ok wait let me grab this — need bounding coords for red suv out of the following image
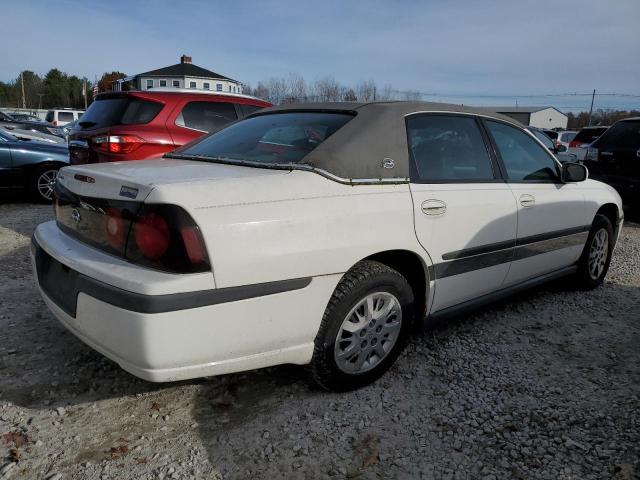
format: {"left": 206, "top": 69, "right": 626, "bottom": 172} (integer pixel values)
{"left": 69, "top": 90, "right": 271, "bottom": 164}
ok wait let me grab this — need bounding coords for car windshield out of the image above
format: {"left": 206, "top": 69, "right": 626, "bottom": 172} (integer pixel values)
{"left": 172, "top": 112, "right": 355, "bottom": 166}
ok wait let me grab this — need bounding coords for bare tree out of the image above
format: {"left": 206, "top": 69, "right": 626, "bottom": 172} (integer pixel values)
{"left": 355, "top": 80, "right": 377, "bottom": 101}
{"left": 312, "top": 77, "right": 343, "bottom": 102}
{"left": 286, "top": 73, "right": 307, "bottom": 103}
{"left": 343, "top": 88, "right": 357, "bottom": 101}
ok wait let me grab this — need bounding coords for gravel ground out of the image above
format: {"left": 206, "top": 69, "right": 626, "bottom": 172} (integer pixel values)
{"left": 0, "top": 201, "right": 638, "bottom": 480}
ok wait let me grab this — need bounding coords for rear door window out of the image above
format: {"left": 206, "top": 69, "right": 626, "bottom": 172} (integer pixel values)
{"left": 175, "top": 101, "right": 238, "bottom": 132}
{"left": 406, "top": 114, "right": 496, "bottom": 182}
{"left": 487, "top": 121, "right": 559, "bottom": 182}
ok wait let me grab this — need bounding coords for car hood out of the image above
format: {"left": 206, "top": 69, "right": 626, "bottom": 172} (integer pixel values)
{"left": 11, "top": 139, "right": 69, "bottom": 153}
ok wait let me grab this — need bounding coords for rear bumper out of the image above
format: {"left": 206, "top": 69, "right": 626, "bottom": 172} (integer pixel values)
{"left": 32, "top": 223, "right": 339, "bottom": 381}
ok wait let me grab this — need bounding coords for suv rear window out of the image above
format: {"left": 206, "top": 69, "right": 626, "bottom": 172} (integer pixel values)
{"left": 78, "top": 97, "right": 163, "bottom": 128}
{"left": 45, "top": 111, "right": 54, "bottom": 122}
{"left": 176, "top": 112, "right": 354, "bottom": 165}
{"left": 574, "top": 127, "right": 608, "bottom": 144}
{"left": 593, "top": 120, "right": 640, "bottom": 149}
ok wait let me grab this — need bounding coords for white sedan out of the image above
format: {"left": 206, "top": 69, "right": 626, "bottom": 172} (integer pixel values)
{"left": 32, "top": 102, "right": 623, "bottom": 391}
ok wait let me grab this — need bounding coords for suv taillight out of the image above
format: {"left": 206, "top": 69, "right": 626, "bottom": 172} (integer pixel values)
{"left": 92, "top": 135, "right": 145, "bottom": 154}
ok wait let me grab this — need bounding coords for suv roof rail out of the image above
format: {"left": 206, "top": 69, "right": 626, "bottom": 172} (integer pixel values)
{"left": 140, "top": 87, "right": 266, "bottom": 102}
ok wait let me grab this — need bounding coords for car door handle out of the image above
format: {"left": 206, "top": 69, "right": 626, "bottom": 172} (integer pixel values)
{"left": 519, "top": 194, "right": 535, "bottom": 208}
{"left": 421, "top": 199, "right": 447, "bottom": 216}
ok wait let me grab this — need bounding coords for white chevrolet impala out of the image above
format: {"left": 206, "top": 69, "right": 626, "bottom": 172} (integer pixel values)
{"left": 32, "top": 102, "right": 623, "bottom": 391}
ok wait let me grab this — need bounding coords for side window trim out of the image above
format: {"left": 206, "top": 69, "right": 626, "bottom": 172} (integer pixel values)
{"left": 480, "top": 118, "right": 562, "bottom": 184}
{"left": 405, "top": 112, "right": 505, "bottom": 184}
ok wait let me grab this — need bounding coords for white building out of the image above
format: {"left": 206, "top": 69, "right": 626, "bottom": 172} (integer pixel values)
{"left": 487, "top": 106, "right": 568, "bottom": 129}
{"left": 113, "top": 55, "right": 243, "bottom": 94}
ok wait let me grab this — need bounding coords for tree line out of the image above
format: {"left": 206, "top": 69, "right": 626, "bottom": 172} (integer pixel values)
{"left": 1, "top": 69, "right": 637, "bottom": 128}
{"left": 566, "top": 109, "right": 640, "bottom": 129}
{"left": 0, "top": 70, "right": 92, "bottom": 110}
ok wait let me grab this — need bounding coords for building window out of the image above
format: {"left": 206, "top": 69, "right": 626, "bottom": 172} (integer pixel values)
{"left": 146, "top": 79, "right": 154, "bottom": 89}
{"left": 203, "top": 82, "right": 210, "bottom": 90}
{"left": 159, "top": 80, "right": 167, "bottom": 87}
{"left": 228, "top": 85, "right": 232, "bottom": 92}
{"left": 190, "top": 81, "right": 197, "bottom": 89}
{"left": 216, "top": 83, "right": 222, "bottom": 91}
{"left": 172, "top": 80, "right": 180, "bottom": 88}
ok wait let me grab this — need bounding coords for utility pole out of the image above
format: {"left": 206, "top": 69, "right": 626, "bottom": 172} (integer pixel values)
{"left": 37, "top": 93, "right": 44, "bottom": 110}
{"left": 20, "top": 71, "right": 26, "bottom": 109}
{"left": 588, "top": 89, "right": 596, "bottom": 126}
{"left": 83, "top": 79, "right": 88, "bottom": 109}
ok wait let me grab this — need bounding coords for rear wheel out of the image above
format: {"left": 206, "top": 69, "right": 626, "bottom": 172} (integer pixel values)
{"left": 30, "top": 166, "right": 59, "bottom": 203}
{"left": 575, "top": 214, "right": 614, "bottom": 289}
{"left": 310, "top": 260, "right": 414, "bottom": 392}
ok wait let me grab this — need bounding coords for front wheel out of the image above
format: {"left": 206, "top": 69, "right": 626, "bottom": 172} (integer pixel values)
{"left": 30, "top": 166, "right": 59, "bottom": 203}
{"left": 310, "top": 260, "right": 414, "bottom": 392}
{"left": 575, "top": 214, "right": 614, "bottom": 289}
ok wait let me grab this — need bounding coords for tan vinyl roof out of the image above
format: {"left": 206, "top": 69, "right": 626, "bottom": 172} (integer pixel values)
{"left": 249, "top": 101, "right": 523, "bottom": 181}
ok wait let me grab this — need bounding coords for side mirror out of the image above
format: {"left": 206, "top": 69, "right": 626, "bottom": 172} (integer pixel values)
{"left": 562, "top": 162, "right": 588, "bottom": 183}
{"left": 557, "top": 144, "right": 567, "bottom": 152}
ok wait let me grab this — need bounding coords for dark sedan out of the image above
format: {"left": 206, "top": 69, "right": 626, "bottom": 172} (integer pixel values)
{"left": 0, "top": 111, "right": 63, "bottom": 137}
{"left": 0, "top": 129, "right": 69, "bottom": 202}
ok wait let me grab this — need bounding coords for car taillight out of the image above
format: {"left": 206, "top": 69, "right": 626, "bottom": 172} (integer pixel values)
{"left": 92, "top": 135, "right": 145, "bottom": 154}
{"left": 126, "top": 205, "right": 210, "bottom": 273}
{"left": 569, "top": 140, "right": 582, "bottom": 148}
{"left": 102, "top": 207, "right": 126, "bottom": 250}
{"left": 134, "top": 212, "right": 170, "bottom": 260}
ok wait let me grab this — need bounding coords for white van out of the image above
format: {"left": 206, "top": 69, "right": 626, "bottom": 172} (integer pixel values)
{"left": 45, "top": 109, "right": 84, "bottom": 126}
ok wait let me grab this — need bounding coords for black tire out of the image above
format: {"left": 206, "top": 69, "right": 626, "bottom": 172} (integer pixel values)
{"left": 310, "top": 260, "right": 414, "bottom": 392}
{"left": 575, "top": 214, "right": 614, "bottom": 289}
{"left": 29, "top": 166, "right": 59, "bottom": 203}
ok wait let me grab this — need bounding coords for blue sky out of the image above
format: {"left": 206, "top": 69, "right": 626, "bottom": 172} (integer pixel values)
{"left": 5, "top": 0, "right": 640, "bottom": 111}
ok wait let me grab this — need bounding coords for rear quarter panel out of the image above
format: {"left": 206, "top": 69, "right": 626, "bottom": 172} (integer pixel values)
{"left": 146, "top": 170, "right": 427, "bottom": 288}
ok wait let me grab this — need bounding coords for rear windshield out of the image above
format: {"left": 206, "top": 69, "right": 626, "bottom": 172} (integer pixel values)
{"left": 78, "top": 97, "right": 163, "bottom": 128}
{"left": 593, "top": 120, "right": 640, "bottom": 149}
{"left": 45, "top": 111, "right": 54, "bottom": 122}
{"left": 175, "top": 112, "right": 354, "bottom": 166}
{"left": 574, "top": 127, "right": 608, "bottom": 143}
{"left": 560, "top": 132, "right": 576, "bottom": 143}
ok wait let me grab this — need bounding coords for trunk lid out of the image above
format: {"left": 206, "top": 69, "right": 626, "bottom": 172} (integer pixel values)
{"left": 57, "top": 159, "right": 289, "bottom": 201}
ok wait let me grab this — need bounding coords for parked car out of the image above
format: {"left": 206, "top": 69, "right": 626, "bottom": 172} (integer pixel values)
{"left": 33, "top": 102, "right": 622, "bottom": 391}
{"left": 0, "top": 125, "right": 66, "bottom": 144}
{"left": 526, "top": 127, "right": 577, "bottom": 163}
{"left": 0, "top": 111, "right": 63, "bottom": 137}
{"left": 68, "top": 89, "right": 271, "bottom": 165}
{"left": 60, "top": 120, "right": 77, "bottom": 141}
{"left": 555, "top": 130, "right": 577, "bottom": 150}
{"left": 0, "top": 129, "right": 69, "bottom": 202}
{"left": 569, "top": 126, "right": 609, "bottom": 160}
{"left": 584, "top": 117, "right": 640, "bottom": 207}
{"left": 9, "top": 112, "right": 46, "bottom": 123}
{"left": 45, "top": 109, "right": 84, "bottom": 126}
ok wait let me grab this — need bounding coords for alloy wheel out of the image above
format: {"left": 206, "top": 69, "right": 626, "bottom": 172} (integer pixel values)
{"left": 334, "top": 292, "right": 402, "bottom": 374}
{"left": 37, "top": 169, "right": 58, "bottom": 201}
{"left": 588, "top": 228, "right": 609, "bottom": 280}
